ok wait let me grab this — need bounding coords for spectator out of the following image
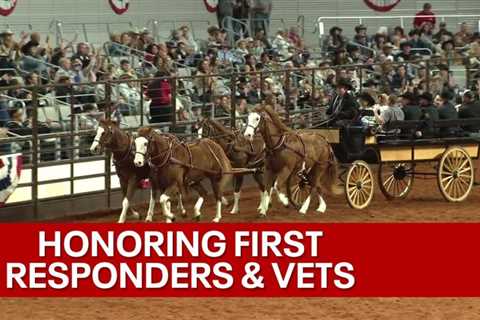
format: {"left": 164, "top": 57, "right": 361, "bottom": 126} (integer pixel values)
{"left": 72, "top": 42, "right": 91, "bottom": 69}
{"left": 250, "top": 0, "right": 273, "bottom": 36}
{"left": 114, "top": 59, "right": 137, "bottom": 80}
{"left": 396, "top": 41, "right": 414, "bottom": 62}
{"left": 433, "top": 22, "right": 454, "bottom": 44}
{"left": 233, "top": 0, "right": 250, "bottom": 38}
{"left": 147, "top": 69, "right": 173, "bottom": 124}
{"left": 455, "top": 22, "right": 473, "bottom": 47}
{"left": 414, "top": 3, "right": 436, "bottom": 30}
{"left": 20, "top": 32, "right": 41, "bottom": 56}
{"left": 217, "top": 0, "right": 234, "bottom": 32}
{"left": 324, "top": 26, "right": 345, "bottom": 53}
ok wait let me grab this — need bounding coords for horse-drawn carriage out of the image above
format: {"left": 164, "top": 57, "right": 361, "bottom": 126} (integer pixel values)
{"left": 288, "top": 118, "right": 480, "bottom": 210}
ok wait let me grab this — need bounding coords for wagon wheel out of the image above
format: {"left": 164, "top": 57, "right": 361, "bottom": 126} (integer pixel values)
{"left": 287, "top": 171, "right": 313, "bottom": 210}
{"left": 345, "top": 161, "right": 374, "bottom": 210}
{"left": 437, "top": 147, "right": 474, "bottom": 202}
{"left": 378, "top": 162, "right": 414, "bottom": 200}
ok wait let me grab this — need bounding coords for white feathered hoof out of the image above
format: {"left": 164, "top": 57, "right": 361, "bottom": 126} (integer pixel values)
{"left": 193, "top": 214, "right": 201, "bottom": 222}
{"left": 221, "top": 197, "right": 229, "bottom": 206}
{"left": 145, "top": 216, "right": 153, "bottom": 222}
{"left": 230, "top": 208, "right": 239, "bottom": 215}
{"left": 212, "top": 217, "right": 221, "bottom": 223}
{"left": 130, "top": 210, "right": 140, "bottom": 220}
{"left": 181, "top": 209, "right": 187, "bottom": 218}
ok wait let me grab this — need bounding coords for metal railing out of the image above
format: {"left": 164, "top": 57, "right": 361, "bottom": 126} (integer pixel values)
{"left": 1, "top": 55, "right": 479, "bottom": 219}
{"left": 317, "top": 14, "right": 480, "bottom": 38}
{"left": 49, "top": 20, "right": 135, "bottom": 46}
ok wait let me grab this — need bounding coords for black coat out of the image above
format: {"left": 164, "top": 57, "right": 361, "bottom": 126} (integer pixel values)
{"left": 458, "top": 101, "right": 480, "bottom": 132}
{"left": 438, "top": 102, "right": 458, "bottom": 120}
{"left": 326, "top": 93, "right": 359, "bottom": 123}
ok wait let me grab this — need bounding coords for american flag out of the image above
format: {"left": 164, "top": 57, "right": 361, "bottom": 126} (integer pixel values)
{"left": 0, "top": 154, "right": 22, "bottom": 206}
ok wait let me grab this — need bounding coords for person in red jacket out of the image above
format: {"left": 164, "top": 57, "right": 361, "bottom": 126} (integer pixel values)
{"left": 147, "top": 69, "right": 173, "bottom": 124}
{"left": 414, "top": 3, "right": 436, "bottom": 30}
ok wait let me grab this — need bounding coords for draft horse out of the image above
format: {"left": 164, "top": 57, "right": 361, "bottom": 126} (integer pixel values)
{"left": 90, "top": 119, "right": 151, "bottom": 223}
{"left": 198, "top": 118, "right": 265, "bottom": 214}
{"left": 134, "top": 127, "right": 234, "bottom": 223}
{"left": 243, "top": 104, "right": 340, "bottom": 216}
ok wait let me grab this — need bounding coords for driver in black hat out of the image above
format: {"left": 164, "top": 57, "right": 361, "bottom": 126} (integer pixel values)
{"left": 326, "top": 78, "right": 359, "bottom": 126}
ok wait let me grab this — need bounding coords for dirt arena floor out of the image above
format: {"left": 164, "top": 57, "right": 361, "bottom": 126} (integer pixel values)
{"left": 8, "top": 166, "right": 479, "bottom": 319}
{"left": 1, "top": 297, "right": 480, "bottom": 320}
{"left": 79, "top": 165, "right": 480, "bottom": 223}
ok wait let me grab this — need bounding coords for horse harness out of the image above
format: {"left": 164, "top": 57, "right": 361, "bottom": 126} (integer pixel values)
{"left": 141, "top": 133, "right": 226, "bottom": 176}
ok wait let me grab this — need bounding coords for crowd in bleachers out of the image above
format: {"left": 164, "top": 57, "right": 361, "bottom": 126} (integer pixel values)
{"left": 0, "top": 1, "right": 480, "bottom": 160}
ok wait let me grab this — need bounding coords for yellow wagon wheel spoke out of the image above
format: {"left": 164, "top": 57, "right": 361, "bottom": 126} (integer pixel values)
{"left": 438, "top": 147, "right": 474, "bottom": 202}
{"left": 346, "top": 161, "right": 374, "bottom": 210}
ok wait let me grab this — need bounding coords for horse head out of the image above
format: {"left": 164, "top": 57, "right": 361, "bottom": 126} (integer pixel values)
{"left": 244, "top": 104, "right": 267, "bottom": 141}
{"left": 134, "top": 127, "right": 154, "bottom": 167}
{"left": 90, "top": 118, "right": 119, "bottom": 154}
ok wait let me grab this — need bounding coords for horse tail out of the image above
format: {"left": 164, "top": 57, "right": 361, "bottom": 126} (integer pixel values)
{"left": 322, "top": 143, "right": 343, "bottom": 196}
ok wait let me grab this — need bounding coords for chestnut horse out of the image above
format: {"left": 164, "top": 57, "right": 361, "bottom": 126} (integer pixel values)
{"left": 90, "top": 120, "right": 186, "bottom": 222}
{"left": 134, "top": 127, "right": 234, "bottom": 223}
{"left": 198, "top": 118, "right": 265, "bottom": 214}
{"left": 244, "top": 104, "right": 339, "bottom": 216}
{"left": 90, "top": 119, "right": 150, "bottom": 223}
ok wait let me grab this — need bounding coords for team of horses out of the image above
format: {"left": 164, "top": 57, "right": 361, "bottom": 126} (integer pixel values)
{"left": 89, "top": 104, "right": 340, "bottom": 223}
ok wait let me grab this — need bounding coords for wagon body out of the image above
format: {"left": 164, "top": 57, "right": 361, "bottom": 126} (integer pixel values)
{"left": 287, "top": 118, "right": 480, "bottom": 210}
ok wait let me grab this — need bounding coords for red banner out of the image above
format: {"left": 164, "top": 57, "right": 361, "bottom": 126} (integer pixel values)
{"left": 1, "top": 223, "right": 480, "bottom": 297}
{"left": 0, "top": 0, "right": 17, "bottom": 16}
{"left": 108, "top": 0, "right": 129, "bottom": 15}
{"left": 363, "top": 0, "right": 401, "bottom": 12}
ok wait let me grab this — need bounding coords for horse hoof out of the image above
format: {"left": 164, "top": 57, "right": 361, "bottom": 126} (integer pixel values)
{"left": 181, "top": 210, "right": 187, "bottom": 218}
{"left": 145, "top": 216, "right": 153, "bottom": 222}
{"left": 221, "top": 197, "right": 229, "bottom": 206}
{"left": 230, "top": 209, "right": 238, "bottom": 215}
{"left": 117, "top": 218, "right": 126, "bottom": 223}
{"left": 194, "top": 215, "right": 201, "bottom": 222}
{"left": 257, "top": 213, "right": 267, "bottom": 219}
{"left": 131, "top": 211, "right": 140, "bottom": 219}
{"left": 212, "top": 217, "right": 221, "bottom": 223}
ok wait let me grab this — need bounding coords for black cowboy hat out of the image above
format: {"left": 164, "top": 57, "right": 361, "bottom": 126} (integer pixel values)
{"left": 399, "top": 92, "right": 416, "bottom": 102}
{"left": 441, "top": 39, "right": 455, "bottom": 50}
{"left": 440, "top": 90, "right": 454, "bottom": 101}
{"left": 437, "top": 63, "right": 450, "bottom": 71}
{"left": 418, "top": 92, "right": 433, "bottom": 102}
{"left": 336, "top": 78, "right": 353, "bottom": 90}
{"left": 329, "top": 26, "right": 342, "bottom": 35}
{"left": 399, "top": 40, "right": 413, "bottom": 49}
{"left": 357, "top": 92, "right": 376, "bottom": 107}
{"left": 355, "top": 24, "right": 367, "bottom": 33}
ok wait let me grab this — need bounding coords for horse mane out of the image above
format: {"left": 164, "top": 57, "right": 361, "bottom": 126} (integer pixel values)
{"left": 262, "top": 104, "right": 292, "bottom": 133}
{"left": 207, "top": 118, "right": 234, "bottom": 136}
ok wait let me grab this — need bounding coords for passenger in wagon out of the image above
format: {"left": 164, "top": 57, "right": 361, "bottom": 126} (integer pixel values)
{"left": 458, "top": 90, "right": 480, "bottom": 135}
{"left": 399, "top": 92, "right": 422, "bottom": 121}
{"left": 419, "top": 92, "right": 440, "bottom": 137}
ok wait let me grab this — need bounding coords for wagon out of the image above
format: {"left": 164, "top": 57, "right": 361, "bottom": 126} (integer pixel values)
{"left": 287, "top": 119, "right": 480, "bottom": 210}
